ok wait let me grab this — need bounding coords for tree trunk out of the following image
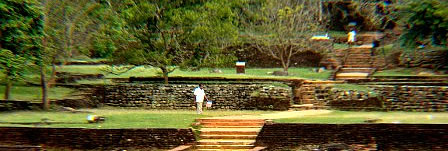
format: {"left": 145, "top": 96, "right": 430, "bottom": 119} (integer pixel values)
{"left": 283, "top": 66, "right": 289, "bottom": 72}
{"left": 160, "top": 67, "right": 169, "bottom": 84}
{"left": 163, "top": 72, "right": 169, "bottom": 84}
{"left": 4, "top": 74, "right": 11, "bottom": 100}
{"left": 40, "top": 65, "right": 50, "bottom": 110}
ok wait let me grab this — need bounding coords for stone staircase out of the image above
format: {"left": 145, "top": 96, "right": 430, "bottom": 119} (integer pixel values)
{"left": 195, "top": 118, "right": 265, "bottom": 151}
{"left": 334, "top": 47, "right": 376, "bottom": 80}
{"left": 292, "top": 80, "right": 343, "bottom": 110}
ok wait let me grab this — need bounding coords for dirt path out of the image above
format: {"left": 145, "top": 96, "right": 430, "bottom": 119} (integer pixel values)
{"left": 207, "top": 110, "right": 333, "bottom": 120}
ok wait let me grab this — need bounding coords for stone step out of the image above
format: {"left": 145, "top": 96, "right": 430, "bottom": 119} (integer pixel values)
{"left": 345, "top": 57, "right": 371, "bottom": 60}
{"left": 202, "top": 125, "right": 263, "bottom": 128}
{"left": 197, "top": 149, "right": 250, "bottom": 151}
{"left": 336, "top": 75, "right": 370, "bottom": 79}
{"left": 290, "top": 104, "right": 314, "bottom": 108}
{"left": 340, "top": 68, "right": 375, "bottom": 73}
{"left": 343, "top": 65, "right": 372, "bottom": 68}
{"left": 345, "top": 58, "right": 371, "bottom": 62}
{"left": 200, "top": 122, "right": 264, "bottom": 127}
{"left": 343, "top": 62, "right": 371, "bottom": 66}
{"left": 201, "top": 128, "right": 261, "bottom": 131}
{"left": 200, "top": 130, "right": 259, "bottom": 136}
{"left": 347, "top": 51, "right": 372, "bottom": 55}
{"left": 168, "top": 145, "right": 193, "bottom": 151}
{"left": 198, "top": 139, "right": 255, "bottom": 145}
{"left": 302, "top": 81, "right": 344, "bottom": 84}
{"left": 289, "top": 104, "right": 314, "bottom": 110}
{"left": 196, "top": 145, "right": 255, "bottom": 150}
{"left": 346, "top": 54, "right": 372, "bottom": 57}
{"left": 312, "top": 106, "right": 330, "bottom": 110}
{"left": 200, "top": 135, "right": 258, "bottom": 139}
{"left": 300, "top": 99, "right": 315, "bottom": 104}
{"left": 198, "top": 119, "right": 265, "bottom": 123}
{"left": 336, "top": 72, "right": 369, "bottom": 77}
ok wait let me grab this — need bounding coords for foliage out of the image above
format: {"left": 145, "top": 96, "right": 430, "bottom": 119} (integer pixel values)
{"left": 244, "top": 0, "right": 330, "bottom": 73}
{"left": 40, "top": 0, "right": 106, "bottom": 60}
{"left": 326, "top": 0, "right": 398, "bottom": 31}
{"left": 107, "top": 0, "right": 239, "bottom": 83}
{"left": 57, "top": 65, "right": 332, "bottom": 80}
{"left": 0, "top": 86, "right": 74, "bottom": 101}
{"left": 0, "top": 0, "right": 43, "bottom": 99}
{"left": 400, "top": 0, "right": 448, "bottom": 47}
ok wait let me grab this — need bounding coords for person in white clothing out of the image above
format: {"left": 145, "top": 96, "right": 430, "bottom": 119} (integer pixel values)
{"left": 193, "top": 84, "right": 207, "bottom": 114}
{"left": 347, "top": 29, "right": 356, "bottom": 44}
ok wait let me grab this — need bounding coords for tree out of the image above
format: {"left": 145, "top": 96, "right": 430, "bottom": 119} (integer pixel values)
{"left": 245, "top": 0, "right": 330, "bottom": 74}
{"left": 109, "top": 0, "right": 238, "bottom": 84}
{"left": 0, "top": 0, "right": 43, "bottom": 100}
{"left": 37, "top": 0, "right": 106, "bottom": 109}
{"left": 400, "top": 0, "right": 448, "bottom": 47}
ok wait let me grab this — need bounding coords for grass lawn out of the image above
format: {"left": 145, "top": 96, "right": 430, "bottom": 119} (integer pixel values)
{"left": 2, "top": 110, "right": 448, "bottom": 129}
{"left": 0, "top": 109, "right": 273, "bottom": 129}
{"left": 0, "top": 86, "right": 75, "bottom": 101}
{"left": 275, "top": 110, "right": 448, "bottom": 124}
{"left": 57, "top": 65, "right": 332, "bottom": 80}
{"left": 373, "top": 68, "right": 419, "bottom": 76}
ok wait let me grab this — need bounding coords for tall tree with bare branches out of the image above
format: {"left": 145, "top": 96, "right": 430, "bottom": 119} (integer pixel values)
{"left": 245, "top": 0, "right": 330, "bottom": 74}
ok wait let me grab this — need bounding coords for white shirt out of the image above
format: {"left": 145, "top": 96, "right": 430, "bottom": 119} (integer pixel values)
{"left": 194, "top": 87, "right": 205, "bottom": 102}
{"left": 348, "top": 30, "right": 356, "bottom": 42}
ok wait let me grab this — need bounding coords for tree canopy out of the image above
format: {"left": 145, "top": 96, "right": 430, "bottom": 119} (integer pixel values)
{"left": 400, "top": 0, "right": 448, "bottom": 47}
{"left": 107, "top": 0, "right": 239, "bottom": 83}
{"left": 243, "top": 0, "right": 330, "bottom": 73}
{"left": 0, "top": 0, "right": 43, "bottom": 99}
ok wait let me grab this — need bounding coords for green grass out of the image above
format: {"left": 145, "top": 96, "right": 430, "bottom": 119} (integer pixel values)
{"left": 2, "top": 110, "right": 447, "bottom": 129}
{"left": 373, "top": 68, "right": 420, "bottom": 76}
{"left": 56, "top": 65, "right": 110, "bottom": 75}
{"left": 0, "top": 86, "right": 75, "bottom": 101}
{"left": 76, "top": 79, "right": 113, "bottom": 85}
{"left": 328, "top": 30, "right": 347, "bottom": 38}
{"left": 0, "top": 109, "right": 272, "bottom": 128}
{"left": 57, "top": 65, "right": 332, "bottom": 80}
{"left": 333, "top": 43, "right": 350, "bottom": 50}
{"left": 275, "top": 110, "right": 448, "bottom": 124}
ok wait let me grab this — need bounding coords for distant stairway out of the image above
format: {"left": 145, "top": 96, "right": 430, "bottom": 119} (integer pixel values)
{"left": 334, "top": 47, "right": 376, "bottom": 80}
{"left": 195, "top": 118, "right": 265, "bottom": 151}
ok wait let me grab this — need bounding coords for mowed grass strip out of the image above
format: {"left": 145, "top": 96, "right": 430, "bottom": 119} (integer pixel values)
{"left": 57, "top": 65, "right": 331, "bottom": 80}
{"left": 274, "top": 110, "right": 448, "bottom": 124}
{"left": 373, "top": 67, "right": 420, "bottom": 76}
{"left": 0, "top": 86, "right": 74, "bottom": 102}
{"left": 0, "top": 109, "right": 272, "bottom": 128}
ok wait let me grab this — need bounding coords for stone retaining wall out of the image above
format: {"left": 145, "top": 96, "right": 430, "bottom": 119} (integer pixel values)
{"left": 400, "top": 49, "right": 448, "bottom": 69}
{"left": 104, "top": 83, "right": 291, "bottom": 110}
{"left": 306, "top": 84, "right": 448, "bottom": 111}
{"left": 0, "top": 100, "right": 37, "bottom": 111}
{"left": 256, "top": 123, "right": 448, "bottom": 150}
{"left": 0, "top": 127, "right": 195, "bottom": 150}
{"left": 373, "top": 85, "right": 448, "bottom": 111}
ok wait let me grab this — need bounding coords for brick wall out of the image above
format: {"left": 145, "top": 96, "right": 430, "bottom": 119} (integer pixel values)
{"left": 256, "top": 123, "right": 448, "bottom": 150}
{"left": 103, "top": 83, "right": 291, "bottom": 110}
{"left": 0, "top": 127, "right": 195, "bottom": 150}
